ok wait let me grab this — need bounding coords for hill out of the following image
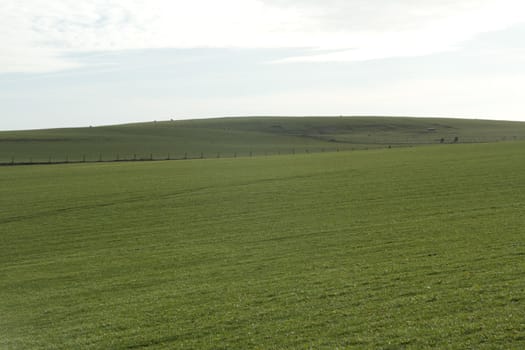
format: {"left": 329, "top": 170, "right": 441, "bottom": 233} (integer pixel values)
{"left": 2, "top": 116, "right": 525, "bottom": 163}
{"left": 2, "top": 142, "right": 524, "bottom": 348}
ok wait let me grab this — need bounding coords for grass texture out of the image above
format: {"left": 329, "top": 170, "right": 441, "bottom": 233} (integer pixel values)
{"left": 1, "top": 141, "right": 525, "bottom": 349}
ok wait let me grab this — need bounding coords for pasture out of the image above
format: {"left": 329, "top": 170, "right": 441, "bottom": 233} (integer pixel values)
{"left": 1, "top": 141, "right": 524, "bottom": 349}
{"left": 2, "top": 116, "right": 525, "bottom": 164}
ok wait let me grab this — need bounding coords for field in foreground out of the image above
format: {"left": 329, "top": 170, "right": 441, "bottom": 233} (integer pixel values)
{"left": 3, "top": 116, "right": 525, "bottom": 163}
{"left": 1, "top": 142, "right": 525, "bottom": 349}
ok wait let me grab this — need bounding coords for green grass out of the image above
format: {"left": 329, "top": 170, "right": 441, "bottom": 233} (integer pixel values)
{"left": 2, "top": 116, "right": 525, "bottom": 163}
{"left": 1, "top": 141, "right": 524, "bottom": 349}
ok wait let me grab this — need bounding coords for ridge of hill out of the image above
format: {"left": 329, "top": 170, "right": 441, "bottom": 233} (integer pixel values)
{"left": 2, "top": 116, "right": 525, "bottom": 163}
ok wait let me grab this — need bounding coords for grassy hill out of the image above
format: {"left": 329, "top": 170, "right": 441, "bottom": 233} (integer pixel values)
{"left": 2, "top": 116, "right": 525, "bottom": 163}
{"left": 2, "top": 142, "right": 524, "bottom": 349}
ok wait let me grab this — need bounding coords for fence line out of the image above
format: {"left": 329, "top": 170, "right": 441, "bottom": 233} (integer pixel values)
{"left": 0, "top": 147, "right": 356, "bottom": 166}
{"left": 2, "top": 137, "right": 516, "bottom": 166}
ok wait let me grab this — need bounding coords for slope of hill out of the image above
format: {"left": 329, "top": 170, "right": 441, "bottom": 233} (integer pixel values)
{"left": 2, "top": 116, "right": 525, "bottom": 163}
{"left": 2, "top": 142, "right": 524, "bottom": 348}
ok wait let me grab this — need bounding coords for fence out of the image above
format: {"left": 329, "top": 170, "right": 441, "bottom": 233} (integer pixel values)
{"left": 0, "top": 147, "right": 354, "bottom": 166}
{"left": 3, "top": 136, "right": 519, "bottom": 166}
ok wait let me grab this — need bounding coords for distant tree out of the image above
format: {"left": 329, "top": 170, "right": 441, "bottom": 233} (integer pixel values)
{"left": 453, "top": 136, "right": 459, "bottom": 143}
{"left": 440, "top": 138, "right": 444, "bottom": 144}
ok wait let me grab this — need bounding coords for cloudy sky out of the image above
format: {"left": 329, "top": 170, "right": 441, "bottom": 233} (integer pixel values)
{"left": 1, "top": 0, "right": 525, "bottom": 130}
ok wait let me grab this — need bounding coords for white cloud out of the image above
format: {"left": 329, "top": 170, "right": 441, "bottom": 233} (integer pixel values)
{"left": 274, "top": 0, "right": 525, "bottom": 62}
{"left": 1, "top": 0, "right": 525, "bottom": 73}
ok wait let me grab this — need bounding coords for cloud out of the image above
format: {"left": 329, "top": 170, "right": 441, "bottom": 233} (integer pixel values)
{"left": 261, "top": 0, "right": 485, "bottom": 31}
{"left": 271, "top": 0, "right": 525, "bottom": 62}
{"left": 2, "top": 0, "right": 525, "bottom": 73}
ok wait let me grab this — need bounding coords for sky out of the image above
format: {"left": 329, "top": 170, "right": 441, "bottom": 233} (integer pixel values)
{"left": 1, "top": 0, "right": 525, "bottom": 130}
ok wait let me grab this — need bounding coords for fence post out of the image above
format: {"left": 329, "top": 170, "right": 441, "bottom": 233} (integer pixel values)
{"left": 200, "top": 152, "right": 203, "bottom": 159}
{"left": 65, "top": 155, "right": 68, "bottom": 163}
{"left": 134, "top": 154, "right": 137, "bottom": 161}
{"left": 184, "top": 152, "right": 187, "bottom": 160}
{"left": 11, "top": 156, "right": 14, "bottom": 165}
{"left": 167, "top": 153, "right": 171, "bottom": 160}
{"left": 49, "top": 156, "right": 52, "bottom": 164}
{"left": 150, "top": 153, "right": 153, "bottom": 161}
{"left": 99, "top": 153, "right": 102, "bottom": 162}
{"left": 116, "top": 153, "right": 119, "bottom": 161}
{"left": 82, "top": 154, "right": 86, "bottom": 163}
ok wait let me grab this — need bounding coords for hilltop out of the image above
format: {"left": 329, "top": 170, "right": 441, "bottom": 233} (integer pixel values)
{"left": 2, "top": 116, "right": 525, "bottom": 163}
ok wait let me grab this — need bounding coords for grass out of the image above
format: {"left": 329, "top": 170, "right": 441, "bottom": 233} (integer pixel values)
{"left": 1, "top": 141, "right": 525, "bottom": 349}
{"left": 2, "top": 116, "right": 525, "bottom": 163}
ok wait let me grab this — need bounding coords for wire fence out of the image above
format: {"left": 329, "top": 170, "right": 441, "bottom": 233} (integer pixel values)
{"left": 1, "top": 136, "right": 523, "bottom": 166}
{"left": 0, "top": 147, "right": 351, "bottom": 166}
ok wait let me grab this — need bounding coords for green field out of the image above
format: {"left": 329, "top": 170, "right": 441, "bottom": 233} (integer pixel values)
{"left": 2, "top": 116, "right": 525, "bottom": 163}
{"left": 2, "top": 140, "right": 524, "bottom": 348}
